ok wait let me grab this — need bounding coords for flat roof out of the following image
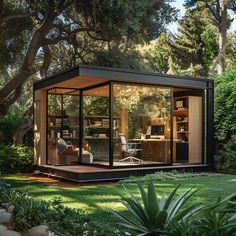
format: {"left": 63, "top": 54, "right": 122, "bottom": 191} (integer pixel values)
{"left": 34, "top": 64, "right": 213, "bottom": 90}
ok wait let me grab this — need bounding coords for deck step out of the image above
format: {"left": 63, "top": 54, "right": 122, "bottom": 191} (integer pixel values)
{"left": 36, "top": 164, "right": 211, "bottom": 183}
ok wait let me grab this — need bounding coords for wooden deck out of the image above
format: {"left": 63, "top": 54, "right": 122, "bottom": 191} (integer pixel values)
{"left": 36, "top": 164, "right": 210, "bottom": 182}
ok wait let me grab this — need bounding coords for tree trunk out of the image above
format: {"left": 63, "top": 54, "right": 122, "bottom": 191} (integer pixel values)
{"left": 14, "top": 105, "right": 33, "bottom": 145}
{"left": 217, "top": 0, "right": 228, "bottom": 75}
{"left": 0, "top": 11, "right": 56, "bottom": 118}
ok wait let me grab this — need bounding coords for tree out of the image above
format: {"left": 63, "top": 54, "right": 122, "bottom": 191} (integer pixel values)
{"left": 185, "top": 0, "right": 236, "bottom": 75}
{"left": 168, "top": 8, "right": 218, "bottom": 77}
{"left": 141, "top": 32, "right": 171, "bottom": 73}
{"left": 226, "top": 32, "right": 236, "bottom": 68}
{"left": 0, "top": 0, "right": 178, "bottom": 119}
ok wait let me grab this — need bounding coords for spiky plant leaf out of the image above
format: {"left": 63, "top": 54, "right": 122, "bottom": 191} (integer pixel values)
{"left": 113, "top": 181, "right": 199, "bottom": 236}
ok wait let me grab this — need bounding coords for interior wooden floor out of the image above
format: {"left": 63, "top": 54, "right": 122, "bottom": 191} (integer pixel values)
{"left": 36, "top": 163, "right": 210, "bottom": 182}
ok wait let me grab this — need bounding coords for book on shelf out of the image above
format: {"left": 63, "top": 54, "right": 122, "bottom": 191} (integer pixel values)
{"left": 62, "top": 129, "right": 70, "bottom": 138}
{"left": 102, "top": 119, "right": 109, "bottom": 126}
{"left": 114, "top": 129, "right": 119, "bottom": 138}
{"left": 63, "top": 118, "right": 70, "bottom": 126}
{"left": 113, "top": 119, "right": 120, "bottom": 127}
{"left": 50, "top": 130, "right": 55, "bottom": 138}
{"left": 55, "top": 118, "right": 61, "bottom": 126}
{"left": 177, "top": 107, "right": 187, "bottom": 111}
{"left": 84, "top": 118, "right": 91, "bottom": 126}
{"left": 72, "top": 130, "right": 76, "bottom": 138}
{"left": 94, "top": 120, "right": 102, "bottom": 126}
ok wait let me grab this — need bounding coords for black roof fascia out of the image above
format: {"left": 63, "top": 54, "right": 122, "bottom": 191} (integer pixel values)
{"left": 34, "top": 64, "right": 212, "bottom": 90}
{"left": 34, "top": 67, "right": 80, "bottom": 90}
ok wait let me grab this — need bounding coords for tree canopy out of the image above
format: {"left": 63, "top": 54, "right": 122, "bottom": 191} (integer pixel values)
{"left": 0, "top": 0, "right": 178, "bottom": 118}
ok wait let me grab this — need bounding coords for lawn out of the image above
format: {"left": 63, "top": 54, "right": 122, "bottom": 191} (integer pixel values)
{"left": 2, "top": 173, "right": 236, "bottom": 228}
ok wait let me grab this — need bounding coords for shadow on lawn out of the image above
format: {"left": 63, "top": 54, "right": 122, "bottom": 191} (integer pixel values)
{"left": 3, "top": 177, "right": 194, "bottom": 208}
{"left": 3, "top": 174, "right": 236, "bottom": 215}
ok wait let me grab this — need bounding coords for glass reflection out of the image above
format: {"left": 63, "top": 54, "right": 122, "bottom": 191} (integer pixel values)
{"left": 113, "top": 84, "right": 172, "bottom": 166}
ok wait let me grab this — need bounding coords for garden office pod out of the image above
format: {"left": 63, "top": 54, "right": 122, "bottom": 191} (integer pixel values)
{"left": 33, "top": 65, "right": 214, "bottom": 182}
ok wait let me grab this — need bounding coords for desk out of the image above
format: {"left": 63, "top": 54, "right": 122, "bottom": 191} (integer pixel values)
{"left": 129, "top": 139, "right": 178, "bottom": 162}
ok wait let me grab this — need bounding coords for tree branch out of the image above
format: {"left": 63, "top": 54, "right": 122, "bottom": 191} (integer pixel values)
{"left": 1, "top": 13, "right": 31, "bottom": 26}
{"left": 40, "top": 45, "right": 51, "bottom": 78}
{"left": 0, "top": 6, "right": 56, "bottom": 103}
{"left": 204, "top": 0, "right": 221, "bottom": 23}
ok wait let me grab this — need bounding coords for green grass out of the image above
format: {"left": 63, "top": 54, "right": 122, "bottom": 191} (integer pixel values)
{"left": 2, "top": 174, "right": 236, "bottom": 227}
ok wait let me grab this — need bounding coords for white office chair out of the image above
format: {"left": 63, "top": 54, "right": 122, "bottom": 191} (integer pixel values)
{"left": 119, "top": 134, "right": 143, "bottom": 163}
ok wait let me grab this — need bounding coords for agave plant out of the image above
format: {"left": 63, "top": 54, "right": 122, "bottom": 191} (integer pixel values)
{"left": 167, "top": 218, "right": 194, "bottom": 236}
{"left": 194, "top": 193, "right": 236, "bottom": 236}
{"left": 113, "top": 181, "right": 200, "bottom": 236}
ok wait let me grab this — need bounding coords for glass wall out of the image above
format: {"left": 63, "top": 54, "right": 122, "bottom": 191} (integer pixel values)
{"left": 46, "top": 85, "right": 205, "bottom": 167}
{"left": 47, "top": 89, "right": 80, "bottom": 165}
{"left": 113, "top": 83, "right": 172, "bottom": 166}
{"left": 82, "top": 85, "right": 110, "bottom": 165}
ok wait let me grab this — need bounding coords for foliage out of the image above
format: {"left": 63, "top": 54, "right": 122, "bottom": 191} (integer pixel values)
{"left": 141, "top": 33, "right": 171, "bottom": 73}
{"left": 0, "top": 106, "right": 24, "bottom": 145}
{"left": 168, "top": 8, "right": 218, "bottom": 76}
{"left": 114, "top": 181, "right": 236, "bottom": 236}
{"left": 2, "top": 174, "right": 236, "bottom": 236}
{"left": 214, "top": 67, "right": 236, "bottom": 173}
{"left": 214, "top": 67, "right": 236, "bottom": 142}
{"left": 94, "top": 46, "right": 146, "bottom": 71}
{"left": 0, "top": 0, "right": 178, "bottom": 118}
{"left": 113, "top": 182, "right": 199, "bottom": 235}
{"left": 113, "top": 84, "right": 171, "bottom": 138}
{"left": 0, "top": 184, "right": 128, "bottom": 235}
{"left": 201, "top": 24, "right": 218, "bottom": 70}
{"left": 143, "top": 8, "right": 220, "bottom": 76}
{"left": 0, "top": 1, "right": 32, "bottom": 69}
{"left": 168, "top": 193, "right": 236, "bottom": 236}
{"left": 226, "top": 33, "right": 236, "bottom": 68}
{"left": 121, "top": 170, "right": 207, "bottom": 183}
{"left": 0, "top": 145, "right": 33, "bottom": 173}
{"left": 215, "top": 135, "right": 236, "bottom": 174}
{"left": 184, "top": 0, "right": 236, "bottom": 74}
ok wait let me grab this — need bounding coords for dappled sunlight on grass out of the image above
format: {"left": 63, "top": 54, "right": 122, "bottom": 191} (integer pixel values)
{"left": 2, "top": 173, "right": 236, "bottom": 227}
{"left": 96, "top": 201, "right": 124, "bottom": 210}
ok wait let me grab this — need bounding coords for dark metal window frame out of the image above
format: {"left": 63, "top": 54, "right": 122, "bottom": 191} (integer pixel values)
{"left": 43, "top": 79, "right": 214, "bottom": 168}
{"left": 46, "top": 88, "right": 81, "bottom": 165}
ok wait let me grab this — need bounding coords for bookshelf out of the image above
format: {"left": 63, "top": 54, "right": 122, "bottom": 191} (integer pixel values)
{"left": 174, "top": 96, "right": 202, "bottom": 163}
{"left": 48, "top": 114, "right": 79, "bottom": 142}
{"left": 84, "top": 115, "right": 121, "bottom": 138}
{"left": 48, "top": 114, "right": 121, "bottom": 141}
{"left": 174, "top": 97, "right": 189, "bottom": 143}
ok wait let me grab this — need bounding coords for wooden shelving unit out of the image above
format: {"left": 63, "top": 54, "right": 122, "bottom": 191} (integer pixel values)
{"left": 174, "top": 97, "right": 189, "bottom": 143}
{"left": 174, "top": 96, "right": 202, "bottom": 164}
{"left": 48, "top": 114, "right": 80, "bottom": 142}
{"left": 84, "top": 115, "right": 121, "bottom": 138}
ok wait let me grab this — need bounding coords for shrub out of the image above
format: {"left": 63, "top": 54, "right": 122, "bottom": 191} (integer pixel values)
{"left": 215, "top": 135, "right": 236, "bottom": 173}
{"left": 214, "top": 68, "right": 236, "bottom": 174}
{"left": 121, "top": 170, "right": 207, "bottom": 183}
{"left": 0, "top": 144, "right": 33, "bottom": 173}
{"left": 0, "top": 183, "right": 128, "bottom": 236}
{"left": 0, "top": 106, "right": 24, "bottom": 145}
